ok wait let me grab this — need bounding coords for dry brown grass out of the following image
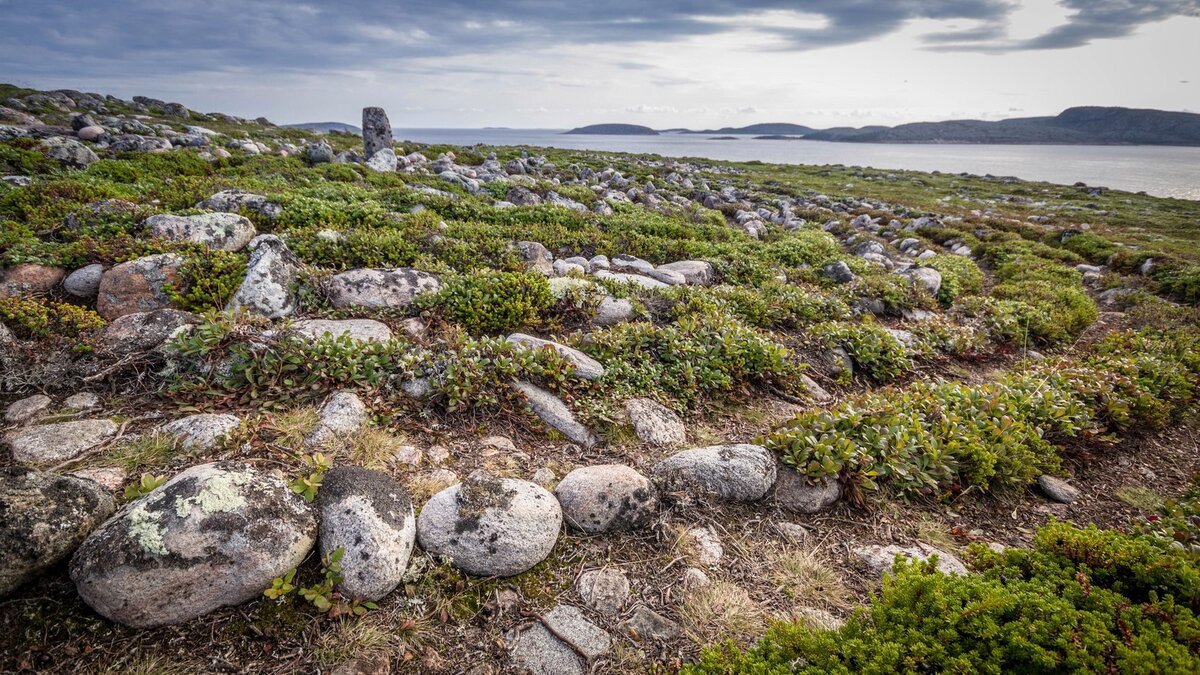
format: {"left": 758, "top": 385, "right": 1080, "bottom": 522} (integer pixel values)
{"left": 678, "top": 580, "right": 766, "bottom": 645}
{"left": 769, "top": 549, "right": 850, "bottom": 609}
{"left": 345, "top": 426, "right": 407, "bottom": 470}
{"left": 272, "top": 405, "right": 319, "bottom": 451}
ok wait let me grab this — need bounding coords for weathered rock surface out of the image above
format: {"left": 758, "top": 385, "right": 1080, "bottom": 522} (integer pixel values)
{"left": 1, "top": 467, "right": 116, "bottom": 597}
{"left": 594, "top": 297, "right": 635, "bottom": 326}
{"left": 291, "top": 319, "right": 393, "bottom": 343}
{"left": 540, "top": 604, "right": 612, "bottom": 660}
{"left": 653, "top": 444, "right": 776, "bottom": 502}
{"left": 774, "top": 468, "right": 842, "bottom": 514}
{"left": 225, "top": 235, "right": 298, "bottom": 318}
{"left": 64, "top": 263, "right": 105, "bottom": 298}
{"left": 362, "top": 107, "right": 393, "bottom": 158}
{"left": 656, "top": 260, "right": 714, "bottom": 285}
{"left": 317, "top": 467, "right": 415, "bottom": 601}
{"left": 39, "top": 136, "right": 98, "bottom": 167}
{"left": 365, "top": 148, "right": 398, "bottom": 173}
{"left": 554, "top": 465, "right": 657, "bottom": 533}
{"left": 4, "top": 419, "right": 119, "bottom": 464}
{"left": 853, "top": 543, "right": 968, "bottom": 578}
{"left": 4, "top": 394, "right": 52, "bottom": 424}
{"left": 1037, "top": 475, "right": 1081, "bottom": 504}
{"left": 99, "top": 308, "right": 200, "bottom": 354}
{"left": 577, "top": 568, "right": 630, "bottom": 614}
{"left": 508, "top": 623, "right": 584, "bottom": 675}
{"left": 159, "top": 414, "right": 240, "bottom": 451}
{"left": 619, "top": 605, "right": 682, "bottom": 642}
{"left": 327, "top": 268, "right": 440, "bottom": 309}
{"left": 195, "top": 190, "right": 282, "bottom": 220}
{"left": 511, "top": 381, "right": 597, "bottom": 448}
{"left": 305, "top": 391, "right": 368, "bottom": 449}
{"left": 70, "top": 462, "right": 317, "bottom": 628}
{"left": 0, "top": 263, "right": 64, "bottom": 297}
{"left": 416, "top": 472, "right": 561, "bottom": 577}
{"left": 143, "top": 213, "right": 257, "bottom": 251}
{"left": 96, "top": 253, "right": 182, "bottom": 320}
{"left": 507, "top": 333, "right": 605, "bottom": 380}
{"left": 625, "top": 398, "right": 686, "bottom": 446}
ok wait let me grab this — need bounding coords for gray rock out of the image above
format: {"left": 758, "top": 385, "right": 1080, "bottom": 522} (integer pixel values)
{"left": 305, "top": 391, "right": 368, "bottom": 449}
{"left": 226, "top": 235, "right": 298, "bottom": 318}
{"left": 508, "top": 623, "right": 584, "bottom": 675}
{"left": 327, "top": 268, "right": 440, "bottom": 310}
{"left": 625, "top": 398, "right": 685, "bottom": 446}
{"left": 96, "top": 253, "right": 183, "bottom": 320}
{"left": 681, "top": 566, "right": 710, "bottom": 590}
{"left": 648, "top": 268, "right": 687, "bottom": 285}
{"left": 511, "top": 381, "right": 597, "bottom": 448}
{"left": 70, "top": 466, "right": 126, "bottom": 492}
{"left": 317, "top": 467, "right": 415, "bottom": 602}
{"left": 64, "top": 263, "right": 105, "bottom": 298}
{"left": 416, "top": 472, "right": 562, "bottom": 577}
{"left": 901, "top": 267, "right": 942, "bottom": 296}
{"left": 774, "top": 468, "right": 841, "bottom": 514}
{"left": 5, "top": 394, "right": 52, "bottom": 424}
{"left": 555, "top": 465, "right": 657, "bottom": 533}
{"left": 38, "top": 136, "right": 98, "bottom": 168}
{"left": 305, "top": 142, "right": 334, "bottom": 164}
{"left": 63, "top": 392, "right": 101, "bottom": 411}
{"left": 656, "top": 260, "right": 714, "bottom": 285}
{"left": 70, "top": 462, "right": 317, "bottom": 627}
{"left": 619, "top": 605, "right": 681, "bottom": 642}
{"left": 653, "top": 444, "right": 776, "bottom": 502}
{"left": 611, "top": 254, "right": 656, "bottom": 275}
{"left": 687, "top": 525, "right": 724, "bottom": 567}
{"left": 507, "top": 333, "right": 605, "bottom": 381}
{"left": 1037, "top": 475, "right": 1081, "bottom": 504}
{"left": 541, "top": 605, "right": 612, "bottom": 660}
{"left": 195, "top": 190, "right": 282, "bottom": 220}
{"left": 593, "top": 296, "right": 635, "bottom": 326}
{"left": 514, "top": 240, "right": 553, "bottom": 275}
{"left": 775, "top": 522, "right": 809, "bottom": 544}
{"left": 4, "top": 419, "right": 119, "bottom": 464}
{"left": 799, "top": 374, "right": 833, "bottom": 403}
{"left": 365, "top": 148, "right": 398, "bottom": 173}
{"left": 552, "top": 259, "right": 586, "bottom": 277}
{"left": 99, "top": 309, "right": 200, "bottom": 355}
{"left": 143, "top": 213, "right": 257, "bottom": 251}
{"left": 361, "top": 107, "right": 393, "bottom": 158}
{"left": 577, "top": 568, "right": 630, "bottom": 613}
{"left": 291, "top": 319, "right": 393, "bottom": 343}
{"left": 77, "top": 125, "right": 105, "bottom": 142}
{"left": 593, "top": 269, "right": 668, "bottom": 290}
{"left": 588, "top": 255, "right": 610, "bottom": 272}
{"left": 821, "top": 261, "right": 857, "bottom": 284}
{"left": 159, "top": 414, "right": 240, "bottom": 451}
{"left": 854, "top": 241, "right": 886, "bottom": 257}
{"left": 853, "top": 543, "right": 968, "bottom": 578}
{"left": 1, "top": 467, "right": 116, "bottom": 597}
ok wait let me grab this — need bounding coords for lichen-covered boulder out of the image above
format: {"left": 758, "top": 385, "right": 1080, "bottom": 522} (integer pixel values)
{"left": 317, "top": 467, "right": 415, "bottom": 601}
{"left": 656, "top": 260, "right": 714, "bottom": 285}
{"left": 416, "top": 472, "right": 561, "bottom": 577}
{"left": 225, "top": 235, "right": 298, "bottom": 318}
{"left": 507, "top": 333, "right": 605, "bottom": 381}
{"left": 38, "top": 136, "right": 98, "bottom": 168}
{"left": 1, "top": 467, "right": 116, "bottom": 597}
{"left": 554, "top": 465, "right": 657, "bottom": 533}
{"left": 327, "top": 268, "right": 440, "bottom": 310}
{"left": 3, "top": 419, "right": 119, "bottom": 464}
{"left": 159, "top": 414, "right": 241, "bottom": 451}
{"left": 195, "top": 189, "right": 281, "bottom": 220}
{"left": 653, "top": 444, "right": 776, "bottom": 502}
{"left": 143, "top": 213, "right": 257, "bottom": 251}
{"left": 96, "top": 253, "right": 183, "bottom": 320}
{"left": 70, "top": 462, "right": 316, "bottom": 627}
{"left": 98, "top": 308, "right": 200, "bottom": 354}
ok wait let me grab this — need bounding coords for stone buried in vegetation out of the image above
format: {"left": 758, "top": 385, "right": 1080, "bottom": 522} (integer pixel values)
{"left": 774, "top": 468, "right": 842, "bottom": 514}
{"left": 225, "top": 235, "right": 299, "bottom": 319}
{"left": 1, "top": 467, "right": 116, "bottom": 597}
{"left": 291, "top": 319, "right": 393, "bottom": 343}
{"left": 624, "top": 398, "right": 686, "bottom": 446}
{"left": 576, "top": 568, "right": 630, "bottom": 614}
{"left": 142, "top": 213, "right": 257, "bottom": 251}
{"left": 1038, "top": 475, "right": 1081, "bottom": 504}
{"left": 507, "top": 333, "right": 605, "bottom": 381}
{"left": 511, "top": 381, "right": 597, "bottom": 449}
{"left": 4, "top": 394, "right": 51, "bottom": 424}
{"left": 327, "top": 268, "right": 440, "bottom": 309}
{"left": 305, "top": 391, "right": 368, "bottom": 449}
{"left": 99, "top": 309, "right": 200, "bottom": 354}
{"left": 159, "top": 413, "right": 240, "bottom": 451}
{"left": 70, "top": 462, "right": 317, "bottom": 628}
{"left": 653, "top": 444, "right": 777, "bottom": 502}
{"left": 853, "top": 543, "right": 968, "bottom": 578}
{"left": 96, "top": 253, "right": 182, "bottom": 320}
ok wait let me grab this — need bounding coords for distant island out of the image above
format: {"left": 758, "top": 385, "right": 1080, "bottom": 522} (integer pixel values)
{"left": 754, "top": 134, "right": 806, "bottom": 140}
{"left": 686, "top": 123, "right": 815, "bottom": 136}
{"left": 281, "top": 121, "right": 361, "bottom": 134}
{"left": 563, "top": 123, "right": 658, "bottom": 135}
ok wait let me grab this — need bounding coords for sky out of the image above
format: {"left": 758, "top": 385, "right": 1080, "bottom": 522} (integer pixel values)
{"left": 1, "top": 0, "right": 1198, "bottom": 129}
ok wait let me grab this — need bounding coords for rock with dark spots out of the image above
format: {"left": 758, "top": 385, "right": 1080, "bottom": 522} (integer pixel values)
{"left": 305, "top": 391, "right": 368, "bottom": 449}
{"left": 900, "top": 267, "right": 942, "bottom": 296}
{"left": 774, "top": 468, "right": 841, "bottom": 514}
{"left": 4, "top": 419, "right": 119, "bottom": 464}
{"left": 655, "top": 260, "right": 714, "bottom": 285}
{"left": 64, "top": 263, "right": 105, "bottom": 298}
{"left": 291, "top": 319, "right": 393, "bottom": 343}
{"left": 362, "top": 107, "right": 393, "bottom": 158}
{"left": 327, "top": 268, "right": 440, "bottom": 310}
{"left": 317, "top": 467, "right": 415, "bottom": 602}
{"left": 508, "top": 623, "right": 584, "bottom": 675}
{"left": 853, "top": 543, "right": 967, "bottom": 578}
{"left": 618, "top": 605, "right": 681, "bottom": 642}
{"left": 5, "top": 394, "right": 52, "bottom": 424}
{"left": 511, "top": 381, "right": 597, "bottom": 449}
{"left": 0, "top": 263, "right": 65, "bottom": 297}
{"left": 594, "top": 297, "right": 635, "bottom": 326}
{"left": 416, "top": 472, "right": 562, "bottom": 577}
{"left": 225, "top": 235, "right": 298, "bottom": 318}
{"left": 38, "top": 136, "right": 98, "bottom": 168}
{"left": 70, "top": 462, "right": 317, "bottom": 628}
{"left": 99, "top": 309, "right": 200, "bottom": 354}
{"left": 305, "top": 142, "right": 334, "bottom": 164}
{"left": 1037, "top": 475, "right": 1081, "bottom": 504}
{"left": 196, "top": 190, "right": 282, "bottom": 220}
{"left": 514, "top": 240, "right": 553, "bottom": 275}
{"left": 96, "top": 253, "right": 183, "bottom": 320}
{"left": 577, "top": 568, "right": 630, "bottom": 613}
{"left": 143, "top": 213, "right": 257, "bottom": 251}
{"left": 653, "top": 444, "right": 776, "bottom": 502}
{"left": 1, "top": 467, "right": 116, "bottom": 597}
{"left": 625, "top": 398, "right": 685, "bottom": 446}
{"left": 63, "top": 392, "right": 101, "bottom": 411}
{"left": 554, "top": 465, "right": 657, "bottom": 533}
{"left": 505, "top": 187, "right": 542, "bottom": 206}
{"left": 821, "top": 261, "right": 857, "bottom": 284}
{"left": 540, "top": 604, "right": 612, "bottom": 660}
{"left": 507, "top": 333, "right": 605, "bottom": 380}
{"left": 159, "top": 414, "right": 240, "bottom": 451}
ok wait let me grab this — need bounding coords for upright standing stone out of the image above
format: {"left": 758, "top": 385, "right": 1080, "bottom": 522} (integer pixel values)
{"left": 362, "top": 107, "right": 393, "bottom": 158}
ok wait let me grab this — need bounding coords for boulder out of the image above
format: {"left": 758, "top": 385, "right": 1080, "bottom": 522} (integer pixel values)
{"left": 96, "top": 253, "right": 183, "bottom": 320}
{"left": 507, "top": 333, "right": 605, "bottom": 381}
{"left": 508, "top": 623, "right": 583, "bottom": 675}
{"left": 594, "top": 297, "right": 635, "bottom": 326}
{"left": 4, "top": 394, "right": 52, "bottom": 424}
{"left": 361, "top": 107, "right": 393, "bottom": 158}
{"left": 655, "top": 260, "right": 714, "bottom": 285}
{"left": 305, "top": 142, "right": 334, "bottom": 164}
{"left": 1, "top": 467, "right": 116, "bottom": 597}
{"left": 653, "top": 444, "right": 776, "bottom": 502}
{"left": 593, "top": 269, "right": 668, "bottom": 290}
{"left": 774, "top": 468, "right": 841, "bottom": 514}
{"left": 901, "top": 267, "right": 942, "bottom": 296}
{"left": 416, "top": 472, "right": 561, "bottom": 577}
{"left": 577, "top": 568, "right": 630, "bottom": 613}
{"left": 305, "top": 391, "right": 368, "bottom": 449}
{"left": 511, "top": 381, "right": 597, "bottom": 449}
{"left": 821, "top": 261, "right": 857, "bottom": 284}
{"left": 4, "top": 419, "right": 119, "bottom": 464}
{"left": 38, "top": 136, "right": 98, "bottom": 168}
{"left": 142, "top": 213, "right": 256, "bottom": 251}
{"left": 195, "top": 190, "right": 282, "bottom": 220}
{"left": 514, "top": 240, "right": 553, "bottom": 275}
{"left": 624, "top": 398, "right": 685, "bottom": 446}
{"left": 611, "top": 255, "right": 655, "bottom": 275}
{"left": 225, "top": 235, "right": 298, "bottom": 318}
{"left": 317, "top": 467, "right": 416, "bottom": 602}
{"left": 70, "top": 462, "right": 317, "bottom": 628}
{"left": 64, "top": 263, "right": 105, "bottom": 298}
{"left": 159, "top": 414, "right": 241, "bottom": 451}
{"left": 853, "top": 543, "right": 968, "bottom": 578}
{"left": 554, "top": 465, "right": 657, "bottom": 533}
{"left": 0, "top": 263, "right": 64, "bottom": 297}
{"left": 98, "top": 309, "right": 200, "bottom": 354}
{"left": 1037, "top": 475, "right": 1081, "bottom": 504}
{"left": 365, "top": 148, "right": 398, "bottom": 173}
{"left": 327, "top": 268, "right": 440, "bottom": 310}
{"left": 290, "top": 319, "right": 393, "bottom": 343}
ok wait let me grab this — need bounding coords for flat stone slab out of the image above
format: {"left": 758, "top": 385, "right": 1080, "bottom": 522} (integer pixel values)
{"left": 4, "top": 419, "right": 119, "bottom": 464}
{"left": 291, "top": 319, "right": 393, "bottom": 343}
{"left": 507, "top": 333, "right": 605, "bottom": 381}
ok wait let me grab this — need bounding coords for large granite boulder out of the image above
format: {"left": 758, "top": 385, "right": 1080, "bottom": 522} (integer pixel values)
{"left": 317, "top": 467, "right": 416, "bottom": 601}
{"left": 653, "top": 444, "right": 776, "bottom": 502}
{"left": 554, "top": 465, "right": 658, "bottom": 533}
{"left": 142, "top": 213, "right": 257, "bottom": 251}
{"left": 225, "top": 235, "right": 298, "bottom": 318}
{"left": 96, "top": 253, "right": 182, "bottom": 320}
{"left": 327, "top": 268, "right": 440, "bottom": 310}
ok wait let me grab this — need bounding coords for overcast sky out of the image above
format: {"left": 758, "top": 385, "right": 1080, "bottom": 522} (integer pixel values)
{"left": 1, "top": 0, "right": 1197, "bottom": 128}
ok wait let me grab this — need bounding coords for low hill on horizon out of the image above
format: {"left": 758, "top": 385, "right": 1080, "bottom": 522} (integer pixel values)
{"left": 564, "top": 123, "right": 659, "bottom": 135}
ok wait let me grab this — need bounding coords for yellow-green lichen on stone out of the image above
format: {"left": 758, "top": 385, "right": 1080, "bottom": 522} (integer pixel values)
{"left": 128, "top": 504, "right": 168, "bottom": 556}
{"left": 174, "top": 470, "right": 251, "bottom": 517}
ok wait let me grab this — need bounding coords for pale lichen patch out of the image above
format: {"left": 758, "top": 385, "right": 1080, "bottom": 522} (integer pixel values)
{"left": 174, "top": 470, "right": 251, "bottom": 517}
{"left": 128, "top": 504, "right": 168, "bottom": 556}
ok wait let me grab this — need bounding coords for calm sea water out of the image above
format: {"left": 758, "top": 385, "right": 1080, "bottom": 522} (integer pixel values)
{"left": 393, "top": 128, "right": 1200, "bottom": 201}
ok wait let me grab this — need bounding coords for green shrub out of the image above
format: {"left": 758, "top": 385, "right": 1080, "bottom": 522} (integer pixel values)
{"left": 0, "top": 296, "right": 105, "bottom": 339}
{"left": 1060, "top": 232, "right": 1118, "bottom": 263}
{"left": 923, "top": 254, "right": 984, "bottom": 304}
{"left": 809, "top": 321, "right": 913, "bottom": 383}
{"left": 164, "top": 249, "right": 247, "bottom": 312}
{"left": 431, "top": 269, "right": 553, "bottom": 334}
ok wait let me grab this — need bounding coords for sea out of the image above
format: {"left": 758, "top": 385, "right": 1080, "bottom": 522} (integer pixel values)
{"left": 391, "top": 128, "right": 1200, "bottom": 201}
